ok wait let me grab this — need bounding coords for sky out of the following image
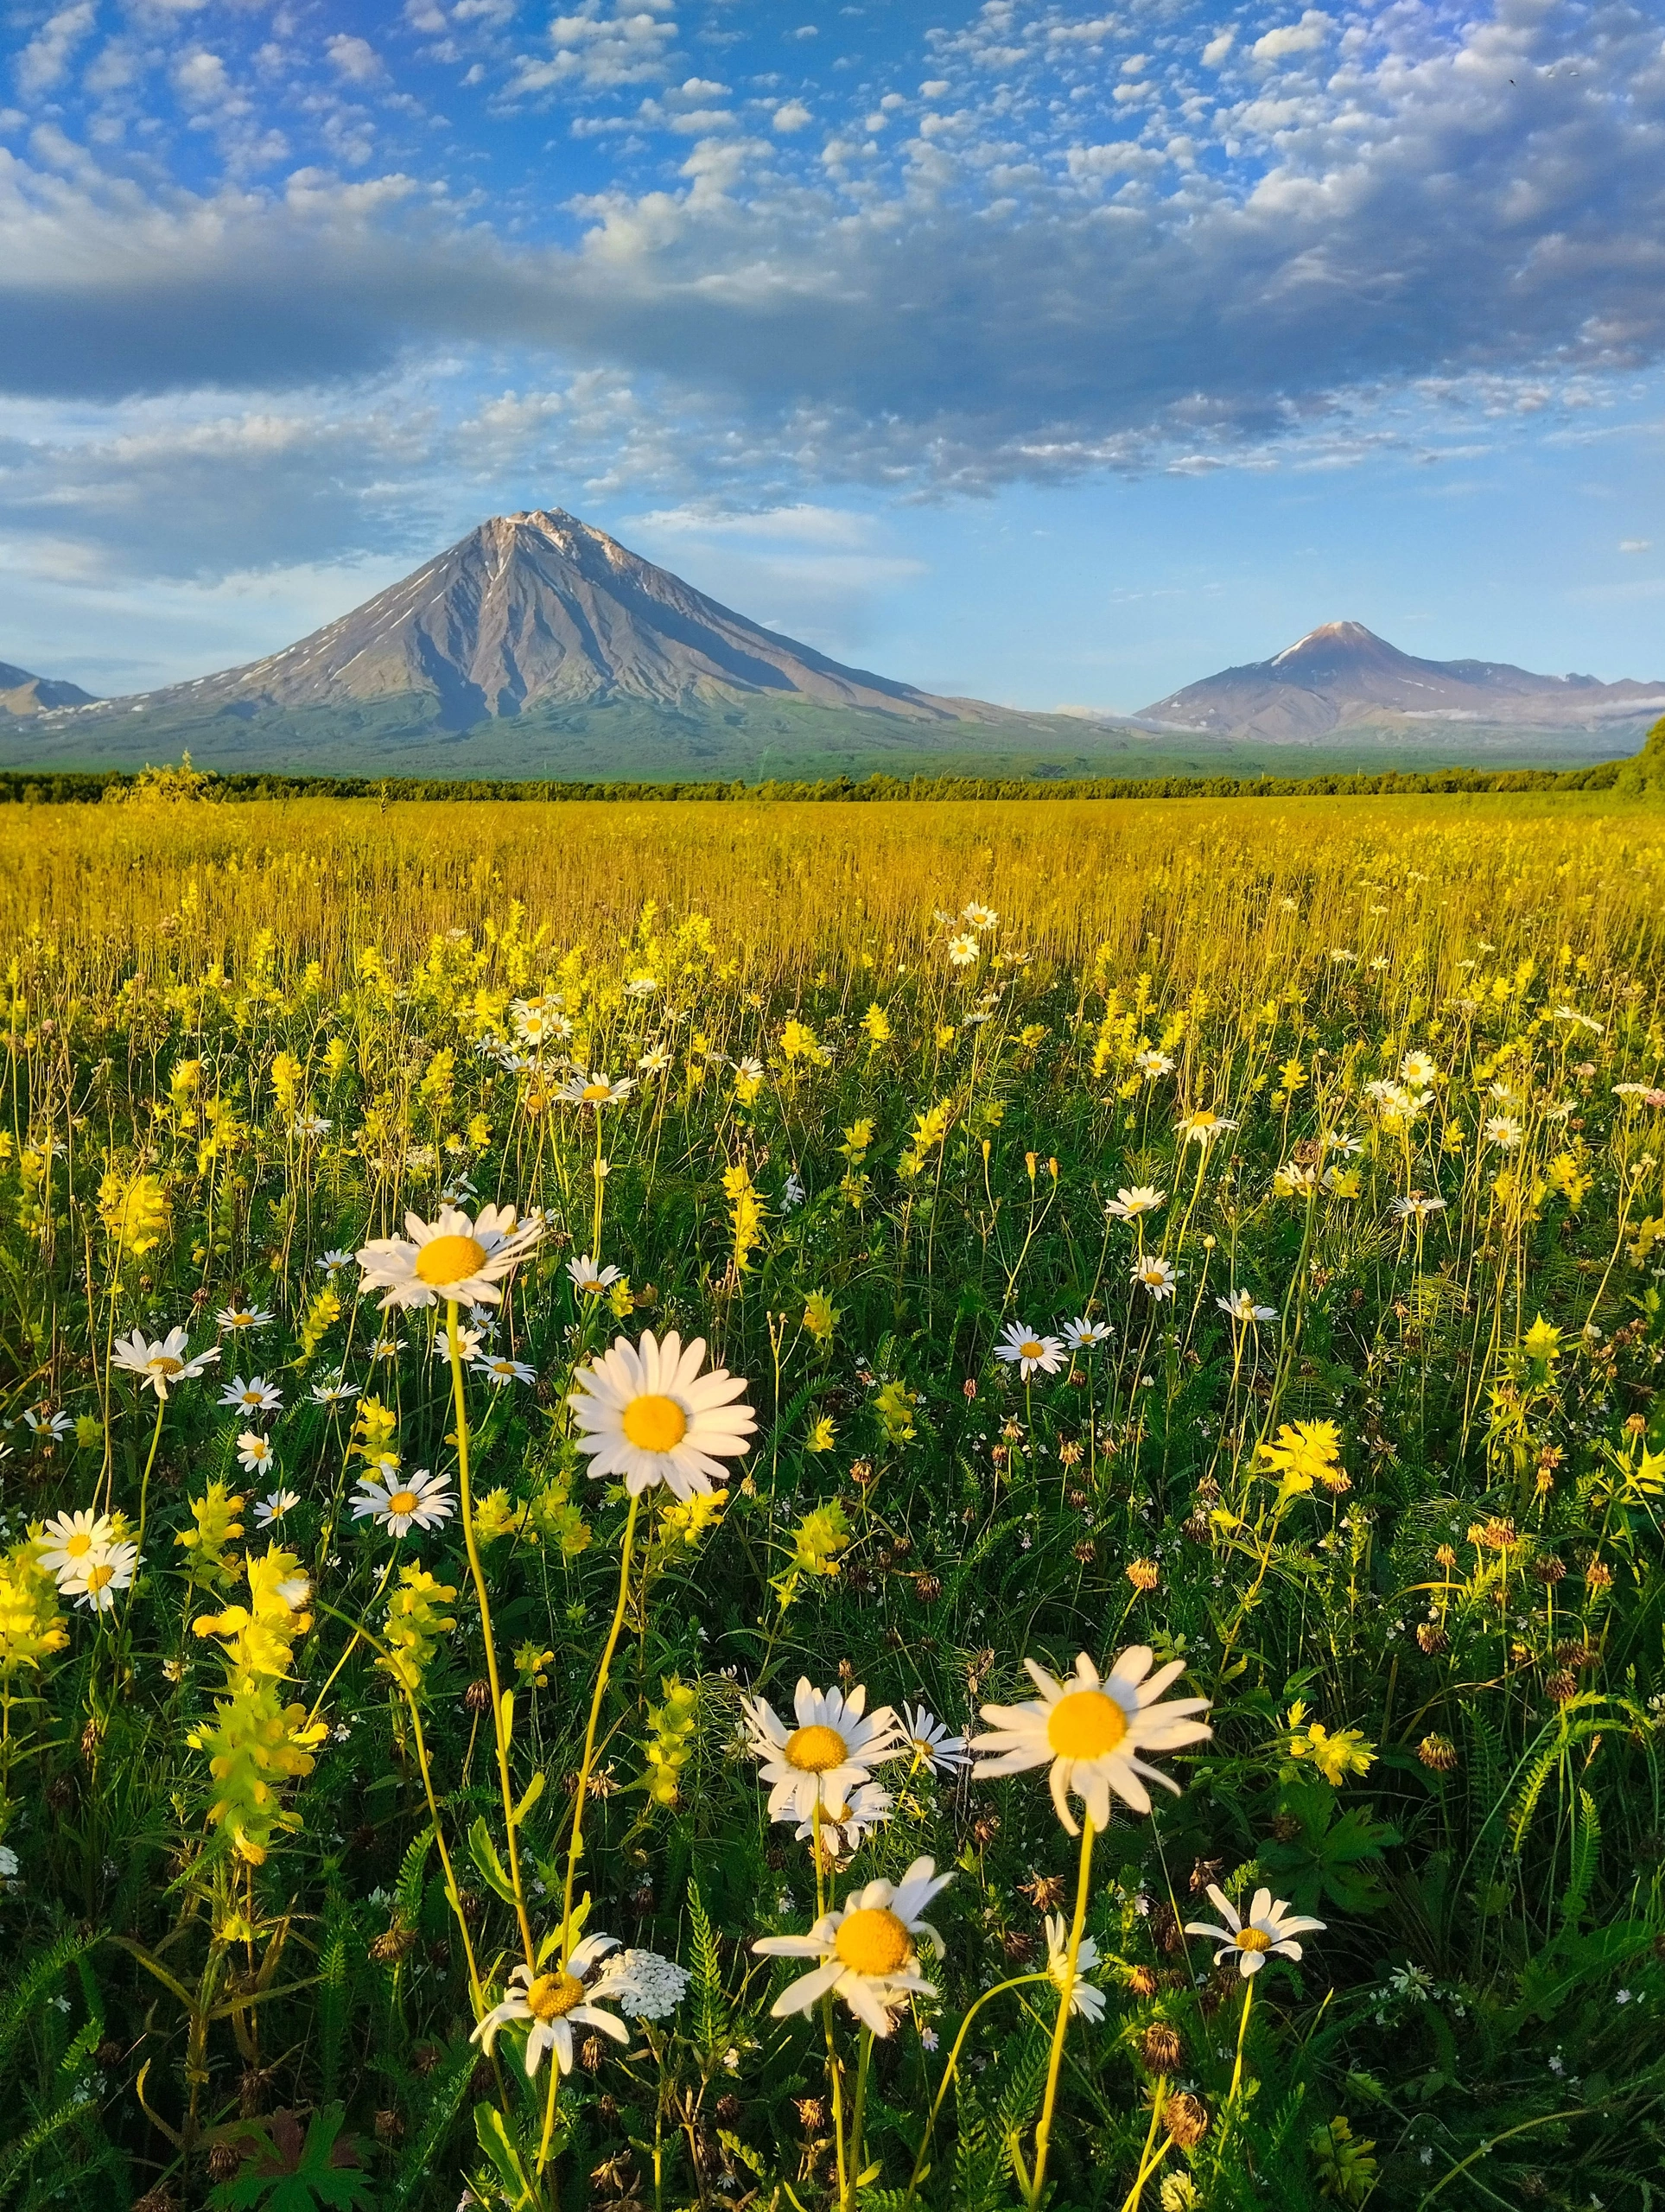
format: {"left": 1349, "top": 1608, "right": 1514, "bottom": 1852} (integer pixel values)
{"left": 3, "top": 0, "right": 1663, "bottom": 712}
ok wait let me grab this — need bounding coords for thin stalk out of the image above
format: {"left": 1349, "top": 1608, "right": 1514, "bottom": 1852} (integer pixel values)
{"left": 1028, "top": 1813, "right": 1096, "bottom": 2208}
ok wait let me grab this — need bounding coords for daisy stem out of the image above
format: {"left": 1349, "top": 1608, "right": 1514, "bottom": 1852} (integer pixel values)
{"left": 1114, "top": 2090, "right": 1172, "bottom": 2212}
{"left": 813, "top": 1802, "right": 850, "bottom": 2208}
{"left": 844, "top": 2025, "right": 873, "bottom": 2209}
{"left": 557, "top": 1486, "right": 642, "bottom": 1961}
{"left": 900, "top": 1973, "right": 1050, "bottom": 2209}
{"left": 537, "top": 2056, "right": 562, "bottom": 2181}
{"left": 1213, "top": 1972, "right": 1255, "bottom": 2170}
{"left": 1029, "top": 1812, "right": 1095, "bottom": 2209}
{"left": 112, "top": 1391, "right": 168, "bottom": 1669}
{"left": 447, "top": 1300, "right": 537, "bottom": 1967}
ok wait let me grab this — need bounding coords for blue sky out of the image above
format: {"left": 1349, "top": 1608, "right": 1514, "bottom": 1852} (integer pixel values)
{"left": 3, "top": 0, "right": 1662, "bottom": 710}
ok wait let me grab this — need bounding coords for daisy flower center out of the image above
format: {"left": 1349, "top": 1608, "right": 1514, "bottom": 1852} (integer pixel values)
{"left": 621, "top": 1394, "right": 688, "bottom": 1452}
{"left": 66, "top": 1531, "right": 93, "bottom": 1557}
{"left": 524, "top": 1971, "right": 585, "bottom": 2022}
{"left": 85, "top": 1564, "right": 114, "bottom": 1592}
{"left": 581, "top": 1083, "right": 612, "bottom": 1103}
{"left": 1020, "top": 1339, "right": 1044, "bottom": 1360}
{"left": 1046, "top": 1688, "right": 1129, "bottom": 1759}
{"left": 151, "top": 1356, "right": 184, "bottom": 1376}
{"left": 784, "top": 1723, "right": 848, "bottom": 1773}
{"left": 387, "top": 1489, "right": 419, "bottom": 1516}
{"left": 835, "top": 1907, "right": 912, "bottom": 1977}
{"left": 416, "top": 1233, "right": 487, "bottom": 1286}
{"left": 1235, "top": 1927, "right": 1273, "bottom": 1953}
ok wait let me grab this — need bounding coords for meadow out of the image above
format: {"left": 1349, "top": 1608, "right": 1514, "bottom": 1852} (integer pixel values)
{"left": 2, "top": 781, "right": 1663, "bottom": 2212}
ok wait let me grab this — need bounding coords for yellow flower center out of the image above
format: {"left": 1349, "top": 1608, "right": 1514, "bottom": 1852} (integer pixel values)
{"left": 1020, "top": 1339, "right": 1045, "bottom": 1360}
{"left": 1235, "top": 1927, "right": 1273, "bottom": 1953}
{"left": 152, "top": 1356, "right": 183, "bottom": 1376}
{"left": 387, "top": 1490, "right": 419, "bottom": 1516}
{"left": 85, "top": 1564, "right": 114, "bottom": 1592}
{"left": 416, "top": 1233, "right": 487, "bottom": 1286}
{"left": 582, "top": 1083, "right": 612, "bottom": 1103}
{"left": 834, "top": 1907, "right": 913, "bottom": 1977}
{"left": 524, "top": 1971, "right": 585, "bottom": 2023}
{"left": 1046, "top": 1688, "right": 1129, "bottom": 1760}
{"left": 785, "top": 1723, "right": 849, "bottom": 1773}
{"left": 621, "top": 1394, "right": 688, "bottom": 1452}
{"left": 66, "top": 1531, "right": 93, "bottom": 1557}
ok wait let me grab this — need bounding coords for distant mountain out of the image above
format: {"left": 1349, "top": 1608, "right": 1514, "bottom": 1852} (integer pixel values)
{"left": 71, "top": 509, "right": 995, "bottom": 733}
{"left": 1137, "top": 621, "right": 1665, "bottom": 746}
{"left": 0, "top": 659, "right": 97, "bottom": 718}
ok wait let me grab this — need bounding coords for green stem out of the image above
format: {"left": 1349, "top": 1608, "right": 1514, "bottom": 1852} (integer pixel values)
{"left": 447, "top": 1300, "right": 537, "bottom": 1967}
{"left": 1028, "top": 1813, "right": 1096, "bottom": 2208}
{"left": 900, "top": 1974, "right": 1050, "bottom": 2208}
{"left": 845, "top": 2026, "right": 873, "bottom": 2209}
{"left": 557, "top": 1486, "right": 642, "bottom": 1960}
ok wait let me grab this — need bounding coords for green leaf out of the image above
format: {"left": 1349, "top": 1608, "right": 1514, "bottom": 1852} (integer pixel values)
{"left": 207, "top": 2105, "right": 375, "bottom": 2212}
{"left": 467, "top": 1818, "right": 518, "bottom": 1907}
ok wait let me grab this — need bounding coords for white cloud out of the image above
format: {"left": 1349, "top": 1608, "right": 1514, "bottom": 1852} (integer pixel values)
{"left": 512, "top": 3, "right": 677, "bottom": 93}
{"left": 1621, "top": 538, "right": 1653, "bottom": 553}
{"left": 1251, "top": 12, "right": 1332, "bottom": 63}
{"left": 1202, "top": 29, "right": 1235, "bottom": 67}
{"left": 772, "top": 98, "right": 811, "bottom": 131}
{"left": 326, "top": 35, "right": 385, "bottom": 85}
{"left": 16, "top": 2, "right": 96, "bottom": 98}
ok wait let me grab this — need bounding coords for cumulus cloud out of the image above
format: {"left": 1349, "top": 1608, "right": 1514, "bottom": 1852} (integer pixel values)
{"left": 16, "top": 1, "right": 96, "bottom": 97}
{"left": 325, "top": 35, "right": 385, "bottom": 85}
{"left": 1250, "top": 11, "right": 1331, "bottom": 62}
{"left": 2, "top": 0, "right": 1663, "bottom": 566}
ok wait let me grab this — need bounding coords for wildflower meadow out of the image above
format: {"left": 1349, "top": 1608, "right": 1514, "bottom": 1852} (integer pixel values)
{"left": 2, "top": 784, "right": 1663, "bottom": 2212}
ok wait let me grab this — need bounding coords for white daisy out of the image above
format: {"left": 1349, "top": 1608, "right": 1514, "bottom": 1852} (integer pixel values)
{"left": 111, "top": 1327, "right": 219, "bottom": 1399}
{"left": 36, "top": 1508, "right": 121, "bottom": 1584}
{"left": 1106, "top": 1186, "right": 1166, "bottom": 1223}
{"left": 22, "top": 1405, "right": 73, "bottom": 1439}
{"left": 310, "top": 1376, "right": 358, "bottom": 1407}
{"left": 753, "top": 1858, "right": 952, "bottom": 2037}
{"left": 1400, "top": 1050, "right": 1439, "bottom": 1087}
{"left": 219, "top": 1375, "right": 283, "bottom": 1416}
{"left": 318, "top": 1249, "right": 353, "bottom": 1272}
{"left": 558, "top": 1070, "right": 636, "bottom": 1108}
{"left": 1061, "top": 1316, "right": 1113, "bottom": 1351}
{"left": 793, "top": 1780, "right": 896, "bottom": 1861}
{"left": 995, "top": 1322, "right": 1065, "bottom": 1379}
{"left": 568, "top": 1255, "right": 622, "bottom": 1294}
{"left": 741, "top": 1678, "right": 905, "bottom": 1823}
{"left": 1185, "top": 1885, "right": 1325, "bottom": 1977}
{"left": 235, "top": 1429, "right": 276, "bottom": 1473}
{"left": 1045, "top": 1914, "right": 1106, "bottom": 2022}
{"left": 475, "top": 1353, "right": 536, "bottom": 1387}
{"left": 1484, "top": 1116, "right": 1523, "bottom": 1148}
{"left": 1217, "top": 1291, "right": 1278, "bottom": 1325}
{"left": 899, "top": 1703, "right": 969, "bottom": 1776}
{"left": 963, "top": 903, "right": 999, "bottom": 931}
{"left": 970, "top": 1647, "right": 1212, "bottom": 1834}
{"left": 62, "top": 1541, "right": 139, "bottom": 1612}
{"left": 1130, "top": 1255, "right": 1178, "bottom": 1300}
{"left": 569, "top": 1330, "right": 755, "bottom": 1500}
{"left": 1134, "top": 1049, "right": 1174, "bottom": 1079}
{"left": 1391, "top": 1194, "right": 1448, "bottom": 1220}
{"left": 1175, "top": 1109, "right": 1237, "bottom": 1147}
{"left": 947, "top": 935, "right": 980, "bottom": 968}
{"left": 638, "top": 1046, "right": 673, "bottom": 1075}
{"left": 216, "top": 1305, "right": 274, "bottom": 1333}
{"left": 351, "top": 1466, "right": 455, "bottom": 1538}
{"left": 469, "top": 1937, "right": 629, "bottom": 2080}
{"left": 432, "top": 1325, "right": 485, "bottom": 1363}
{"left": 254, "top": 1488, "right": 301, "bottom": 1527}
{"left": 356, "top": 1204, "right": 544, "bottom": 1311}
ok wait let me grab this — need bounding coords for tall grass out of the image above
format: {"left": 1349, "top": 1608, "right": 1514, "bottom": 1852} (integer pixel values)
{"left": 0, "top": 789, "right": 1661, "bottom": 2212}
